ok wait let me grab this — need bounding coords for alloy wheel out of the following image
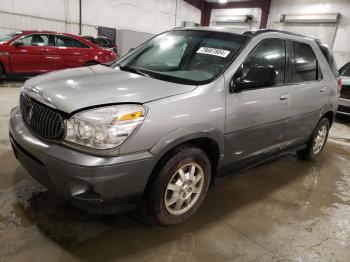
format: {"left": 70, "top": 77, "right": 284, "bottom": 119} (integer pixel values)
{"left": 164, "top": 163, "right": 204, "bottom": 215}
{"left": 313, "top": 125, "right": 327, "bottom": 154}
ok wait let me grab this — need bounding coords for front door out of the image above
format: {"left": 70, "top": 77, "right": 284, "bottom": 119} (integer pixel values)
{"left": 9, "top": 34, "right": 54, "bottom": 74}
{"left": 224, "top": 38, "right": 291, "bottom": 170}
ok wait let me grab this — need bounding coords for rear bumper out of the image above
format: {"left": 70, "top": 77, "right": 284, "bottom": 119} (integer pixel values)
{"left": 337, "top": 98, "right": 350, "bottom": 115}
{"left": 9, "top": 107, "right": 157, "bottom": 213}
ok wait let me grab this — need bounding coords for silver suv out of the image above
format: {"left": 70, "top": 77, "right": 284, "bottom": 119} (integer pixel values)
{"left": 9, "top": 28, "right": 340, "bottom": 225}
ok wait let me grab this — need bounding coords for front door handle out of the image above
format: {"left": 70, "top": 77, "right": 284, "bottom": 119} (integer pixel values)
{"left": 320, "top": 87, "right": 327, "bottom": 93}
{"left": 280, "top": 93, "right": 289, "bottom": 100}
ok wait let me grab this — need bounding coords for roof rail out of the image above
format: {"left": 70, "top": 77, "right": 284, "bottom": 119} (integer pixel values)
{"left": 243, "top": 29, "right": 312, "bottom": 39}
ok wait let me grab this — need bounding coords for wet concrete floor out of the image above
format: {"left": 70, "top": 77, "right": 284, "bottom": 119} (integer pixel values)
{"left": 1, "top": 87, "right": 350, "bottom": 261}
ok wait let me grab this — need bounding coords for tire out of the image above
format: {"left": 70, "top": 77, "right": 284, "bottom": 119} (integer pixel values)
{"left": 297, "top": 118, "right": 330, "bottom": 161}
{"left": 0, "top": 64, "right": 4, "bottom": 77}
{"left": 142, "top": 145, "right": 211, "bottom": 226}
{"left": 84, "top": 61, "right": 98, "bottom": 67}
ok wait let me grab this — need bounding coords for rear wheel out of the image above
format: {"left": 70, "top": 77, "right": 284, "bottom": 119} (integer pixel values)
{"left": 142, "top": 145, "right": 211, "bottom": 226}
{"left": 297, "top": 118, "right": 330, "bottom": 160}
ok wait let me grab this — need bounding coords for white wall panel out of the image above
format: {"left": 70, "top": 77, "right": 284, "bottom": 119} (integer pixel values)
{"left": 0, "top": 0, "right": 200, "bottom": 36}
{"left": 0, "top": 11, "right": 97, "bottom": 36}
{"left": 267, "top": 0, "right": 350, "bottom": 68}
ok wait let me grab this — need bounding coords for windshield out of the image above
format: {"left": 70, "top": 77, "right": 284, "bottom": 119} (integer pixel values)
{"left": 0, "top": 31, "right": 22, "bottom": 43}
{"left": 114, "top": 30, "right": 249, "bottom": 85}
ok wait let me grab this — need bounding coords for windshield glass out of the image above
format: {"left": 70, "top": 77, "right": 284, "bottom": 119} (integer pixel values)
{"left": 114, "top": 30, "right": 249, "bottom": 85}
{"left": 0, "top": 31, "right": 22, "bottom": 43}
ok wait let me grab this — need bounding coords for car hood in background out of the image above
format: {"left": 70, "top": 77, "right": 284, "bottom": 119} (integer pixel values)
{"left": 23, "top": 65, "right": 196, "bottom": 113}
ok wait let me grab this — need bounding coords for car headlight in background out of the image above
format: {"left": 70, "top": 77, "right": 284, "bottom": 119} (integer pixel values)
{"left": 65, "top": 104, "right": 146, "bottom": 149}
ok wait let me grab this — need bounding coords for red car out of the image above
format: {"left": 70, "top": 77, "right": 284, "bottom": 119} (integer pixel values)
{"left": 0, "top": 31, "right": 117, "bottom": 78}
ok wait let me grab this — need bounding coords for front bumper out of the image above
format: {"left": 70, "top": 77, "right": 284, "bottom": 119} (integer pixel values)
{"left": 9, "top": 107, "right": 156, "bottom": 213}
{"left": 337, "top": 98, "right": 350, "bottom": 115}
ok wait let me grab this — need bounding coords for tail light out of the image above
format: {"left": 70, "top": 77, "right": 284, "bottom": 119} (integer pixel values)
{"left": 337, "top": 78, "right": 343, "bottom": 93}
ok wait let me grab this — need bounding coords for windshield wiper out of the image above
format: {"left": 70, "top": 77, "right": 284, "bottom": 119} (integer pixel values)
{"left": 119, "top": 65, "right": 149, "bottom": 77}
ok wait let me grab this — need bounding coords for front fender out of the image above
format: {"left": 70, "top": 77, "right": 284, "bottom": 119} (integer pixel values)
{"left": 150, "top": 123, "right": 225, "bottom": 165}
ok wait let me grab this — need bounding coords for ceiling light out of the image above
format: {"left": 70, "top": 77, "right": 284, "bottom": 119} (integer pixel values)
{"left": 219, "top": 0, "right": 228, "bottom": 4}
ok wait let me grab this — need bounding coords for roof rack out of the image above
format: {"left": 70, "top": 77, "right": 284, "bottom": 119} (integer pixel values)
{"left": 243, "top": 29, "right": 310, "bottom": 39}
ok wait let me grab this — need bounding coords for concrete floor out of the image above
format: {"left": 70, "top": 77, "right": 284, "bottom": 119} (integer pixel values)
{"left": 1, "top": 86, "right": 350, "bottom": 262}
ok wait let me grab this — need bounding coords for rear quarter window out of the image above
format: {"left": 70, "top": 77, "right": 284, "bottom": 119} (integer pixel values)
{"left": 316, "top": 40, "right": 338, "bottom": 77}
{"left": 54, "top": 35, "right": 89, "bottom": 48}
{"left": 291, "top": 41, "right": 322, "bottom": 83}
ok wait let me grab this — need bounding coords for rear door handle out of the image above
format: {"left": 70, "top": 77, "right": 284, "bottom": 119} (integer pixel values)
{"left": 280, "top": 93, "right": 289, "bottom": 100}
{"left": 320, "top": 87, "right": 327, "bottom": 93}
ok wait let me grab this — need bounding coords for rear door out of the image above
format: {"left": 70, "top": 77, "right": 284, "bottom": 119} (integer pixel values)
{"left": 224, "top": 38, "right": 291, "bottom": 168}
{"left": 8, "top": 34, "right": 54, "bottom": 74}
{"left": 285, "top": 41, "right": 327, "bottom": 144}
{"left": 51, "top": 34, "right": 91, "bottom": 70}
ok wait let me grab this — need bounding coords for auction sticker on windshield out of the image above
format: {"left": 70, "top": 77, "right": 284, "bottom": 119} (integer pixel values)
{"left": 196, "top": 47, "right": 230, "bottom": 58}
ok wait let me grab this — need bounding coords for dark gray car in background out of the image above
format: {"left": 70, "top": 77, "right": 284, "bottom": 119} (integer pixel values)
{"left": 9, "top": 27, "right": 340, "bottom": 226}
{"left": 338, "top": 61, "right": 350, "bottom": 115}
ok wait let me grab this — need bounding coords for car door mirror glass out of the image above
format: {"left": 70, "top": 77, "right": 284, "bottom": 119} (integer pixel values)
{"left": 230, "top": 65, "right": 276, "bottom": 93}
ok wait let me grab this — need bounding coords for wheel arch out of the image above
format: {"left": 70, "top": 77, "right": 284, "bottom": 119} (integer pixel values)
{"left": 0, "top": 60, "right": 6, "bottom": 75}
{"left": 322, "top": 111, "right": 335, "bottom": 126}
{"left": 144, "top": 135, "right": 223, "bottom": 196}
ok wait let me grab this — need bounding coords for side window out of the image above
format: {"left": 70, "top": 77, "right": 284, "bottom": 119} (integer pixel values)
{"left": 54, "top": 35, "right": 89, "bottom": 48}
{"left": 94, "top": 38, "right": 111, "bottom": 47}
{"left": 292, "top": 42, "right": 321, "bottom": 83}
{"left": 94, "top": 38, "right": 105, "bottom": 46}
{"left": 103, "top": 39, "right": 113, "bottom": 48}
{"left": 20, "top": 34, "right": 49, "bottom": 46}
{"left": 339, "top": 62, "right": 350, "bottom": 77}
{"left": 238, "top": 38, "right": 286, "bottom": 86}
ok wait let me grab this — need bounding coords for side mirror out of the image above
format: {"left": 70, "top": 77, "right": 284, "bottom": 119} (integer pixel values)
{"left": 229, "top": 65, "right": 276, "bottom": 93}
{"left": 13, "top": 40, "right": 24, "bottom": 47}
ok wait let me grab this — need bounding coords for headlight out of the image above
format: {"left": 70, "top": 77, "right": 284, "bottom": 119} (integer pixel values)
{"left": 64, "top": 104, "right": 146, "bottom": 150}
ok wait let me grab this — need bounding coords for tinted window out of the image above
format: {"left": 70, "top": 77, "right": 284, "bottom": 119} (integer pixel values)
{"left": 292, "top": 42, "right": 320, "bottom": 83}
{"left": 54, "top": 35, "right": 89, "bottom": 48}
{"left": 238, "top": 38, "right": 286, "bottom": 86}
{"left": 339, "top": 62, "right": 350, "bottom": 77}
{"left": 20, "top": 34, "right": 49, "bottom": 46}
{"left": 316, "top": 40, "right": 338, "bottom": 77}
{"left": 95, "top": 38, "right": 112, "bottom": 47}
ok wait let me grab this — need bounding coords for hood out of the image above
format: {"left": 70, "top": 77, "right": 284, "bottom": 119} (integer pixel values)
{"left": 23, "top": 65, "right": 196, "bottom": 113}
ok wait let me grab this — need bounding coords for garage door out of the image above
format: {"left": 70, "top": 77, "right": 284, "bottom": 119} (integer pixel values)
{"left": 280, "top": 13, "right": 339, "bottom": 48}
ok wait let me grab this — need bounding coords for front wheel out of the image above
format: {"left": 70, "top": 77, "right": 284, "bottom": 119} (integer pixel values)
{"left": 0, "top": 64, "right": 4, "bottom": 77}
{"left": 297, "top": 118, "right": 330, "bottom": 160}
{"left": 142, "top": 145, "right": 211, "bottom": 226}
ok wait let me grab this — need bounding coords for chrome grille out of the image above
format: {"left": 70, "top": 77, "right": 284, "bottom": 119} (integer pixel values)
{"left": 340, "top": 85, "right": 350, "bottom": 100}
{"left": 20, "top": 93, "right": 65, "bottom": 139}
